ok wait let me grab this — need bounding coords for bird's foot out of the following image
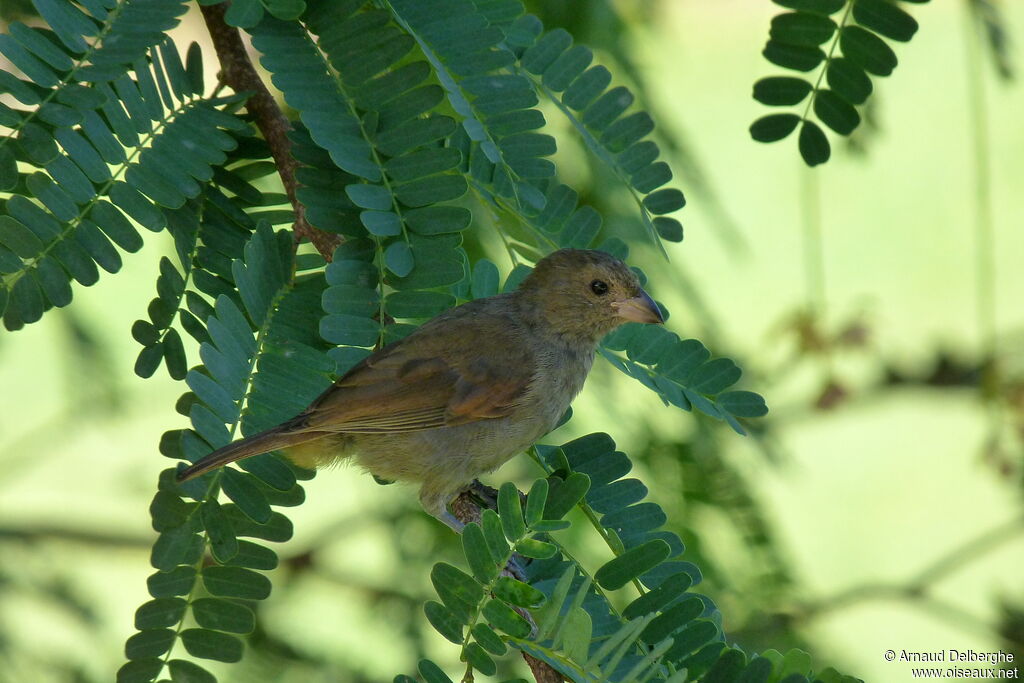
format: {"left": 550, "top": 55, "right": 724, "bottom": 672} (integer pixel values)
{"left": 435, "top": 510, "right": 465, "bottom": 533}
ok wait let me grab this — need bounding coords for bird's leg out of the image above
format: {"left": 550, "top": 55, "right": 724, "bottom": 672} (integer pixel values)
{"left": 420, "top": 489, "right": 466, "bottom": 533}
{"left": 436, "top": 510, "right": 465, "bottom": 533}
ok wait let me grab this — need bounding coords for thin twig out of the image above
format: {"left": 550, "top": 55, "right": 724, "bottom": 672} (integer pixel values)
{"left": 198, "top": 3, "right": 340, "bottom": 260}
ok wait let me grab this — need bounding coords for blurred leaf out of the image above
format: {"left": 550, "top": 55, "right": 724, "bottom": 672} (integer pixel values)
{"left": 840, "top": 25, "right": 898, "bottom": 76}
{"left": 769, "top": 12, "right": 837, "bottom": 46}
{"left": 762, "top": 40, "right": 826, "bottom": 71}
{"left": 750, "top": 114, "right": 801, "bottom": 142}
{"left": 753, "top": 76, "right": 813, "bottom": 105}
{"left": 798, "top": 120, "right": 831, "bottom": 166}
{"left": 853, "top": 0, "right": 919, "bottom": 42}
{"left": 814, "top": 89, "right": 861, "bottom": 135}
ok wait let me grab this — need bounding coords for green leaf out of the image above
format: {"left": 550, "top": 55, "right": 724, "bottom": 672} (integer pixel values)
{"left": 225, "top": 540, "right": 279, "bottom": 570}
{"left": 201, "top": 566, "right": 271, "bottom": 600}
{"left": 853, "top": 0, "right": 918, "bottom": 42}
{"left": 642, "top": 596, "right": 705, "bottom": 643}
{"left": 752, "top": 76, "right": 813, "bottom": 105}
{"left": 384, "top": 240, "right": 414, "bottom": 277}
{"left": 464, "top": 642, "right": 496, "bottom": 676}
{"left": 471, "top": 259, "right": 499, "bottom": 299}
{"left": 320, "top": 313, "right": 379, "bottom": 346}
{"left": 222, "top": 507, "right": 293, "bottom": 542}
{"left": 643, "top": 188, "right": 686, "bottom": 215}
{"left": 471, "top": 623, "right": 507, "bottom": 656}
{"left": 0, "top": 216, "right": 45, "bottom": 258}
{"left": 544, "top": 472, "right": 591, "bottom": 520}
{"left": 151, "top": 526, "right": 203, "bottom": 570}
{"left": 134, "top": 598, "right": 187, "bottom": 630}
{"left": 826, "top": 57, "right": 873, "bottom": 104}
{"left": 360, "top": 210, "right": 402, "bottom": 236}
{"left": 514, "top": 538, "right": 557, "bottom": 559}
{"left": 186, "top": 369, "right": 237, "bottom": 422}
{"left": 602, "top": 502, "right": 668, "bottom": 538}
{"left": 840, "top": 25, "right": 898, "bottom": 76}
{"left": 814, "top": 88, "right": 861, "bottom": 135}
{"left": 780, "top": 648, "right": 813, "bottom": 678}
{"left": 562, "top": 65, "right": 612, "bottom": 111}
{"left": 180, "top": 628, "right": 243, "bottom": 663}
{"left": 117, "top": 658, "right": 164, "bottom": 683}
{"left": 497, "top": 481, "right": 526, "bottom": 541}
{"left": 654, "top": 217, "right": 684, "bottom": 242}
{"left": 524, "top": 478, "right": 548, "bottom": 527}
{"left": 688, "top": 358, "right": 741, "bottom": 394}
{"left": 493, "top": 576, "right": 545, "bottom": 608}
{"left": 561, "top": 607, "right": 593, "bottom": 664}
{"left": 0, "top": 146, "right": 17, "bottom": 190}
{"left": 430, "top": 562, "right": 483, "bottom": 623}
{"left": 762, "top": 40, "right": 825, "bottom": 71}
{"left": 772, "top": 0, "right": 844, "bottom": 13}
{"left": 147, "top": 566, "right": 197, "bottom": 598}
{"left": 798, "top": 119, "right": 831, "bottom": 166}
{"left": 480, "top": 509, "right": 509, "bottom": 563}
{"left": 424, "top": 601, "right": 464, "bottom": 644}
{"left": 418, "top": 659, "right": 455, "bottom": 683}
{"left": 221, "top": 468, "right": 272, "bottom": 523}
{"left": 384, "top": 147, "right": 462, "bottom": 182}
{"left": 481, "top": 598, "right": 532, "bottom": 638}
{"left": 17, "top": 122, "right": 58, "bottom": 163}
{"left": 588, "top": 478, "right": 648, "bottom": 514}
{"left": 125, "top": 629, "right": 175, "bottom": 659}
{"left": 543, "top": 44, "right": 593, "bottom": 92}
{"left": 770, "top": 11, "right": 837, "bottom": 46}
{"left": 623, "top": 571, "right": 693, "bottom": 619}
{"left": 462, "top": 522, "right": 500, "bottom": 583}
{"left": 201, "top": 498, "right": 239, "bottom": 563}
{"left": 322, "top": 284, "right": 379, "bottom": 317}
{"left": 522, "top": 27, "right": 572, "bottom": 74}
{"left": 704, "top": 648, "right": 747, "bottom": 682}
{"left": 595, "top": 539, "right": 671, "bottom": 591}
{"left": 750, "top": 113, "right": 801, "bottom": 142}
{"left": 191, "top": 597, "right": 256, "bottom": 634}
{"left": 386, "top": 290, "right": 454, "bottom": 318}
{"left": 167, "top": 659, "right": 217, "bottom": 683}
{"left": 561, "top": 205, "right": 601, "bottom": 247}
{"left": 346, "top": 183, "right": 392, "bottom": 211}
{"left": 394, "top": 174, "right": 467, "bottom": 207}
{"left": 404, "top": 205, "right": 472, "bottom": 234}
{"left": 736, "top": 655, "right": 774, "bottom": 682}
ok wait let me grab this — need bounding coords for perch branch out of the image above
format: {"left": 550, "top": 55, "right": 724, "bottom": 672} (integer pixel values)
{"left": 198, "top": 3, "right": 340, "bottom": 260}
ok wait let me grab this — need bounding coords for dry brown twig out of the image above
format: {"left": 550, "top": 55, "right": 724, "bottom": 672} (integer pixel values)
{"left": 198, "top": 3, "right": 340, "bottom": 260}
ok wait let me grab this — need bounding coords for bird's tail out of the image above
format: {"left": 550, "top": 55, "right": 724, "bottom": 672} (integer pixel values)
{"left": 176, "top": 424, "right": 319, "bottom": 482}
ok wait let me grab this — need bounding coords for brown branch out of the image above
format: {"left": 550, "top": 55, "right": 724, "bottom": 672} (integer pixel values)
{"left": 198, "top": 3, "right": 340, "bottom": 260}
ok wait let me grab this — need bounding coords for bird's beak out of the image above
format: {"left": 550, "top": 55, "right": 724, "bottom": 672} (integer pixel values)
{"left": 612, "top": 290, "right": 664, "bottom": 324}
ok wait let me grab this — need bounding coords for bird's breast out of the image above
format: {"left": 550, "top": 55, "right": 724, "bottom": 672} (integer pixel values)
{"left": 523, "top": 344, "right": 595, "bottom": 433}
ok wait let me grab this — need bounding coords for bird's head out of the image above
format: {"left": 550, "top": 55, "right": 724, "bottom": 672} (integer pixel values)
{"left": 518, "top": 249, "right": 664, "bottom": 344}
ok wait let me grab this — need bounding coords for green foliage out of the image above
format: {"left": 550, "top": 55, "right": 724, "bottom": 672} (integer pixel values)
{"left": 750, "top": 0, "right": 931, "bottom": 166}
{"left": 407, "top": 436, "right": 854, "bottom": 682}
{"left": 0, "top": 1, "right": 810, "bottom": 681}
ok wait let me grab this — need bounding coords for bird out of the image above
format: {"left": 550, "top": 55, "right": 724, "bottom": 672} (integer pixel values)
{"left": 176, "top": 248, "right": 664, "bottom": 530}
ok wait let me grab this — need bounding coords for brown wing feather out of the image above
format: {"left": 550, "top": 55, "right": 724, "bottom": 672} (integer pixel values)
{"left": 292, "top": 307, "right": 535, "bottom": 434}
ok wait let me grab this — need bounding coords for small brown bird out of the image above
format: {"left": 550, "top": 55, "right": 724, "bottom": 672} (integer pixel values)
{"left": 177, "top": 248, "right": 663, "bottom": 529}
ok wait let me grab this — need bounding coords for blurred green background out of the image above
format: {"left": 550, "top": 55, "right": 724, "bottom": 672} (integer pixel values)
{"left": 1, "top": 1, "right": 1023, "bottom": 681}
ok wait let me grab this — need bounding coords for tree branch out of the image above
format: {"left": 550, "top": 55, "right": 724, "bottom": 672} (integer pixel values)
{"left": 198, "top": 3, "right": 340, "bottom": 260}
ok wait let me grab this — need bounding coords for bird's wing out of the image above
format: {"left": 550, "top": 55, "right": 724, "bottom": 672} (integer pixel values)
{"left": 294, "top": 312, "right": 535, "bottom": 434}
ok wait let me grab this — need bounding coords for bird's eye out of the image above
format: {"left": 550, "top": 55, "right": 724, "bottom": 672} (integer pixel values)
{"left": 590, "top": 279, "right": 609, "bottom": 296}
